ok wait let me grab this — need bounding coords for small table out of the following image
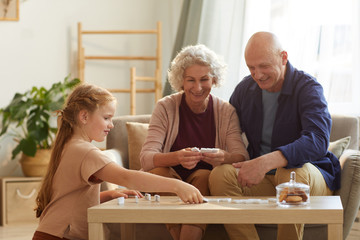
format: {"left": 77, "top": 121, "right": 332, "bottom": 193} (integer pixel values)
{"left": 88, "top": 196, "right": 343, "bottom": 240}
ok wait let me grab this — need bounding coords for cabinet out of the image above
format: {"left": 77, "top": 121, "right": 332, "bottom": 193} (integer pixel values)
{"left": 0, "top": 177, "right": 42, "bottom": 225}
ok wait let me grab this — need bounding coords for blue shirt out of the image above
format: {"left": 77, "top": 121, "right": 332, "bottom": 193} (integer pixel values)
{"left": 261, "top": 90, "right": 281, "bottom": 175}
{"left": 260, "top": 90, "right": 280, "bottom": 157}
{"left": 229, "top": 61, "right": 341, "bottom": 191}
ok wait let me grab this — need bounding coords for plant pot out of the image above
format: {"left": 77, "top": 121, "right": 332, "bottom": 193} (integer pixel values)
{"left": 20, "top": 149, "right": 51, "bottom": 177}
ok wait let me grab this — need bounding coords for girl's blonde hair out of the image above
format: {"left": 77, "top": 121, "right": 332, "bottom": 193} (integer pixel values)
{"left": 168, "top": 44, "right": 227, "bottom": 92}
{"left": 35, "top": 83, "right": 115, "bottom": 218}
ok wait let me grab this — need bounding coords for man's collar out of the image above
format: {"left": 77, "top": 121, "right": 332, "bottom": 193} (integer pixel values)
{"left": 279, "top": 61, "right": 294, "bottom": 95}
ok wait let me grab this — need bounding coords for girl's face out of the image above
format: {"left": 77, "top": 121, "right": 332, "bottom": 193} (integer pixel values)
{"left": 83, "top": 101, "right": 116, "bottom": 142}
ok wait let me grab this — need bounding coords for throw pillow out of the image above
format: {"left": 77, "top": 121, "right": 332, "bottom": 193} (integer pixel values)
{"left": 126, "top": 122, "right": 149, "bottom": 170}
{"left": 328, "top": 136, "right": 351, "bottom": 159}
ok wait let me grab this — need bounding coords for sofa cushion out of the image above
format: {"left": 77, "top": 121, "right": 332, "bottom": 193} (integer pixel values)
{"left": 328, "top": 136, "right": 351, "bottom": 159}
{"left": 126, "top": 122, "right": 149, "bottom": 170}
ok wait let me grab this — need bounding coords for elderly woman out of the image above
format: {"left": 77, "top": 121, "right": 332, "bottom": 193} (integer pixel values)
{"left": 140, "top": 44, "right": 249, "bottom": 240}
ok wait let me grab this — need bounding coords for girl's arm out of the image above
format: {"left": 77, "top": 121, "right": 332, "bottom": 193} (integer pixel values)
{"left": 93, "top": 163, "right": 203, "bottom": 204}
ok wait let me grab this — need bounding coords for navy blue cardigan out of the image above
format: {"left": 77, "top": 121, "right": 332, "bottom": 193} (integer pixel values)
{"left": 230, "top": 61, "right": 341, "bottom": 191}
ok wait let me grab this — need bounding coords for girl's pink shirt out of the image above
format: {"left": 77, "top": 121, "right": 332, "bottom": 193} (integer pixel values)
{"left": 36, "top": 138, "right": 112, "bottom": 240}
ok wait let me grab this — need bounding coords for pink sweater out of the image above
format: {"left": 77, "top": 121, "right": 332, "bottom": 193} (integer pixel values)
{"left": 140, "top": 92, "right": 249, "bottom": 171}
{"left": 37, "top": 139, "right": 112, "bottom": 239}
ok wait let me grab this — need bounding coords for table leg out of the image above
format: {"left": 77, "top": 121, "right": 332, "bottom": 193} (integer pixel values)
{"left": 121, "top": 223, "right": 136, "bottom": 240}
{"left": 327, "top": 224, "right": 342, "bottom": 240}
{"left": 88, "top": 222, "right": 106, "bottom": 240}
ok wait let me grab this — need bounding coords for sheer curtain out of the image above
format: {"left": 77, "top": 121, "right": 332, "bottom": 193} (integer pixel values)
{"left": 166, "top": 0, "right": 360, "bottom": 116}
{"left": 197, "top": 0, "right": 246, "bottom": 100}
{"left": 241, "top": 0, "right": 360, "bottom": 116}
{"left": 163, "top": 0, "right": 205, "bottom": 96}
{"left": 163, "top": 0, "right": 246, "bottom": 101}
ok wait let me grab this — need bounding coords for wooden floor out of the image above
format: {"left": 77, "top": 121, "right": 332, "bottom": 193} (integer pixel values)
{"left": 0, "top": 211, "right": 359, "bottom": 239}
{"left": 348, "top": 210, "right": 360, "bottom": 240}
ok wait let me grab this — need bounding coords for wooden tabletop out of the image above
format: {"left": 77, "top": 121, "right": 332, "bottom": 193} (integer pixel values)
{"left": 88, "top": 196, "right": 343, "bottom": 225}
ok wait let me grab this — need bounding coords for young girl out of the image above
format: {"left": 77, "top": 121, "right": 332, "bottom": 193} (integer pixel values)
{"left": 32, "top": 83, "right": 203, "bottom": 240}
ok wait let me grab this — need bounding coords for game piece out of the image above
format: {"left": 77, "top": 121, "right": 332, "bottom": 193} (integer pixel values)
{"left": 218, "top": 198, "right": 232, "bottom": 202}
{"left": 246, "top": 199, "right": 261, "bottom": 204}
{"left": 203, "top": 197, "right": 232, "bottom": 203}
{"left": 155, "top": 195, "right": 160, "bottom": 202}
{"left": 202, "top": 197, "right": 211, "bottom": 202}
{"left": 191, "top": 147, "right": 219, "bottom": 153}
{"left": 232, "top": 199, "right": 270, "bottom": 204}
{"left": 191, "top": 147, "right": 200, "bottom": 152}
{"left": 145, "top": 193, "right": 151, "bottom": 201}
{"left": 200, "top": 148, "right": 219, "bottom": 153}
{"left": 117, "top": 197, "right": 125, "bottom": 205}
{"left": 134, "top": 195, "right": 139, "bottom": 203}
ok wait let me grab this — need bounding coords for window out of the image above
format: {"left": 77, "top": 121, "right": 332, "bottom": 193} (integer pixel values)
{"left": 242, "top": 0, "right": 360, "bottom": 115}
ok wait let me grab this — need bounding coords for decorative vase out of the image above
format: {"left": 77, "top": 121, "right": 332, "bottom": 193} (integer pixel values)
{"left": 20, "top": 149, "right": 51, "bottom": 177}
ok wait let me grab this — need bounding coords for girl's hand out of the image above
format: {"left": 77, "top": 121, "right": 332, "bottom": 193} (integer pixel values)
{"left": 174, "top": 180, "right": 204, "bottom": 204}
{"left": 176, "top": 148, "right": 201, "bottom": 170}
{"left": 201, "top": 150, "right": 226, "bottom": 167}
{"left": 110, "top": 188, "right": 143, "bottom": 199}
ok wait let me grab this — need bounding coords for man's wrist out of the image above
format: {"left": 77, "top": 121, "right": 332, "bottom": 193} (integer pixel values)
{"left": 261, "top": 151, "right": 288, "bottom": 172}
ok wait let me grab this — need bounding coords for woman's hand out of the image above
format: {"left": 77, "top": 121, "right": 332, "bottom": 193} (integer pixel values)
{"left": 174, "top": 180, "right": 204, "bottom": 204}
{"left": 176, "top": 148, "right": 202, "bottom": 170}
{"left": 201, "top": 150, "right": 226, "bottom": 167}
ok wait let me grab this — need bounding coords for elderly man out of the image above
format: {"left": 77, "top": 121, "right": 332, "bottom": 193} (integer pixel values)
{"left": 209, "top": 32, "right": 341, "bottom": 240}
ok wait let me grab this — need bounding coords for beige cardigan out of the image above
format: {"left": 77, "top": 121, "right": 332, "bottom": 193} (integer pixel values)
{"left": 140, "top": 92, "right": 249, "bottom": 171}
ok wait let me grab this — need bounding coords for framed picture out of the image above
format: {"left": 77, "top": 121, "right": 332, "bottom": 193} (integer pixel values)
{"left": 0, "top": 0, "right": 19, "bottom": 21}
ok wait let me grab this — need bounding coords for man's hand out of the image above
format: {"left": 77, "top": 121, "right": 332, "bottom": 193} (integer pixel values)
{"left": 233, "top": 158, "right": 267, "bottom": 188}
{"left": 233, "top": 151, "right": 288, "bottom": 188}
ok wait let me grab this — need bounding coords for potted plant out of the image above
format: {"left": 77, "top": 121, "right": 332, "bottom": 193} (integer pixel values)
{"left": 0, "top": 76, "right": 80, "bottom": 176}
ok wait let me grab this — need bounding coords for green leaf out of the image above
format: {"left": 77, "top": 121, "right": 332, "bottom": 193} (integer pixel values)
{"left": 21, "top": 138, "right": 37, "bottom": 157}
{"left": 12, "top": 138, "right": 37, "bottom": 159}
{"left": 11, "top": 143, "right": 23, "bottom": 159}
{"left": 1, "top": 75, "right": 80, "bottom": 160}
{"left": 29, "top": 121, "right": 49, "bottom": 142}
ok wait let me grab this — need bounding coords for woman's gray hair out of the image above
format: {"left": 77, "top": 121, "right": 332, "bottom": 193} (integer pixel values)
{"left": 167, "top": 44, "right": 227, "bottom": 92}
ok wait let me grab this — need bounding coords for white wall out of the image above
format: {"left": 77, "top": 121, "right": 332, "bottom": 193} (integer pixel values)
{"left": 0, "top": 0, "right": 183, "bottom": 176}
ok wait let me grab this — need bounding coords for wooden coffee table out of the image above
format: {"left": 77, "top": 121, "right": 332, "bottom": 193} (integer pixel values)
{"left": 88, "top": 196, "right": 343, "bottom": 240}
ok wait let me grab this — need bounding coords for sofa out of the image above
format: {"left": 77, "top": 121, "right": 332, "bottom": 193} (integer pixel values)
{"left": 102, "top": 114, "right": 360, "bottom": 240}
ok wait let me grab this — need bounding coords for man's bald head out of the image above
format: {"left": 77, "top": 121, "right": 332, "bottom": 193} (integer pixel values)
{"left": 245, "top": 32, "right": 283, "bottom": 60}
{"left": 243, "top": 32, "right": 288, "bottom": 92}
